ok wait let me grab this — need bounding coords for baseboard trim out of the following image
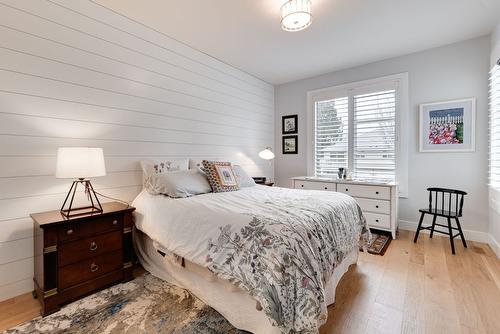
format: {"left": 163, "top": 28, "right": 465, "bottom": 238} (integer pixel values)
{"left": 398, "top": 219, "right": 500, "bottom": 259}
{"left": 398, "top": 219, "right": 490, "bottom": 242}
{"left": 488, "top": 233, "right": 500, "bottom": 258}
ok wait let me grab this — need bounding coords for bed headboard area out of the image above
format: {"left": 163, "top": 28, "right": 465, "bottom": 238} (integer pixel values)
{"left": 0, "top": 0, "right": 274, "bottom": 301}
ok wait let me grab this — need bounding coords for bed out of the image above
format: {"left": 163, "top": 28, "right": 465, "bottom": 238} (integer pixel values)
{"left": 132, "top": 184, "right": 369, "bottom": 334}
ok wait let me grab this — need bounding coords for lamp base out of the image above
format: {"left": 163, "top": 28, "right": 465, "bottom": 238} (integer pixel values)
{"left": 60, "top": 179, "right": 103, "bottom": 218}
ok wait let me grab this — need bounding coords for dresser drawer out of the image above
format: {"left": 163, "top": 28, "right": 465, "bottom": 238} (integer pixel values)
{"left": 58, "top": 214, "right": 122, "bottom": 242}
{"left": 364, "top": 212, "right": 391, "bottom": 229}
{"left": 59, "top": 250, "right": 123, "bottom": 289}
{"left": 337, "top": 184, "right": 390, "bottom": 200}
{"left": 294, "top": 180, "right": 336, "bottom": 191}
{"left": 58, "top": 230, "right": 122, "bottom": 267}
{"left": 355, "top": 197, "right": 391, "bottom": 215}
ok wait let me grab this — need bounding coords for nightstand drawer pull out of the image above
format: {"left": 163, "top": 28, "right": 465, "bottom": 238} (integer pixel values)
{"left": 90, "top": 263, "right": 99, "bottom": 272}
{"left": 112, "top": 220, "right": 118, "bottom": 225}
{"left": 89, "top": 242, "right": 98, "bottom": 251}
{"left": 67, "top": 229, "right": 73, "bottom": 235}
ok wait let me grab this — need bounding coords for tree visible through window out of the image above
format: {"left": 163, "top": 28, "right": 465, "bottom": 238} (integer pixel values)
{"left": 313, "top": 90, "right": 396, "bottom": 182}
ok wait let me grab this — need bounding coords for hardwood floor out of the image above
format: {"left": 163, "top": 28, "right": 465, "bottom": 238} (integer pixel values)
{"left": 0, "top": 230, "right": 498, "bottom": 333}
{"left": 321, "top": 230, "right": 500, "bottom": 334}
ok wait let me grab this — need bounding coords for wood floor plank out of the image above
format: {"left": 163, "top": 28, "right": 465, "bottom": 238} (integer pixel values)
{"left": 422, "top": 235, "right": 462, "bottom": 334}
{"left": 460, "top": 242, "right": 500, "bottom": 334}
{"left": 443, "top": 238, "right": 487, "bottom": 333}
{"left": 401, "top": 234, "right": 426, "bottom": 334}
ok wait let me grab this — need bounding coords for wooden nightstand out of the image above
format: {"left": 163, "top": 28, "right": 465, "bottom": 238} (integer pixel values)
{"left": 31, "top": 202, "right": 135, "bottom": 316}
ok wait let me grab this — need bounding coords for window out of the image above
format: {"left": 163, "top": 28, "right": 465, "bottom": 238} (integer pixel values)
{"left": 315, "top": 97, "right": 348, "bottom": 176}
{"left": 307, "top": 74, "right": 408, "bottom": 196}
{"left": 490, "top": 63, "right": 500, "bottom": 189}
{"left": 354, "top": 90, "right": 396, "bottom": 181}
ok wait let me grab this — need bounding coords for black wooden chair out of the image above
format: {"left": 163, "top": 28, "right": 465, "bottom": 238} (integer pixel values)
{"left": 413, "top": 187, "right": 467, "bottom": 254}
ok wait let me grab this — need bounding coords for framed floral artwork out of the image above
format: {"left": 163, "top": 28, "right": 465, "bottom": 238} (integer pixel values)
{"left": 419, "top": 98, "right": 475, "bottom": 152}
{"left": 282, "top": 135, "right": 298, "bottom": 154}
{"left": 282, "top": 115, "right": 298, "bottom": 134}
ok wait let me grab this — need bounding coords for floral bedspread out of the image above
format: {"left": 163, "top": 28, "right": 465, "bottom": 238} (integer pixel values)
{"left": 133, "top": 186, "right": 369, "bottom": 334}
{"left": 206, "top": 193, "right": 369, "bottom": 333}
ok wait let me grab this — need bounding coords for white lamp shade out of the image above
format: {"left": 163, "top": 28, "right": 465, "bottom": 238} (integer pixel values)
{"left": 259, "top": 147, "right": 275, "bottom": 160}
{"left": 56, "top": 147, "right": 106, "bottom": 179}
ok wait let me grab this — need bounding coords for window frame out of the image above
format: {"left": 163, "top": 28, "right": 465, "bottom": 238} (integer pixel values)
{"left": 306, "top": 73, "right": 409, "bottom": 197}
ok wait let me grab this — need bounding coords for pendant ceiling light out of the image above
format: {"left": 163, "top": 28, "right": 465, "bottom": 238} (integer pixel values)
{"left": 281, "top": 0, "right": 312, "bottom": 32}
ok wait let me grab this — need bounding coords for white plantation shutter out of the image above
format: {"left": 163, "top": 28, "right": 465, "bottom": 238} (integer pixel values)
{"left": 354, "top": 90, "right": 396, "bottom": 181}
{"left": 314, "top": 97, "right": 349, "bottom": 176}
{"left": 490, "top": 64, "right": 500, "bottom": 189}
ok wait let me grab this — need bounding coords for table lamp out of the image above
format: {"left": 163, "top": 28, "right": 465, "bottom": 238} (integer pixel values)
{"left": 56, "top": 147, "right": 106, "bottom": 218}
{"left": 258, "top": 147, "right": 275, "bottom": 160}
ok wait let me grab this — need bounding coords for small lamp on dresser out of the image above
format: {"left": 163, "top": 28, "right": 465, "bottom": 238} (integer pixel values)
{"left": 56, "top": 147, "right": 106, "bottom": 217}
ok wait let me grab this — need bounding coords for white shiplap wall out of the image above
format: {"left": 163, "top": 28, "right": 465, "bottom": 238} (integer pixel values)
{"left": 0, "top": 0, "right": 274, "bottom": 301}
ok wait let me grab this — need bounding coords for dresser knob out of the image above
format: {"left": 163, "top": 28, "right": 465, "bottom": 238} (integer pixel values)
{"left": 376, "top": 205, "right": 379, "bottom": 208}
{"left": 90, "top": 263, "right": 99, "bottom": 272}
{"left": 301, "top": 185, "right": 304, "bottom": 187}
{"left": 89, "top": 242, "right": 98, "bottom": 251}
{"left": 324, "top": 187, "right": 328, "bottom": 190}
{"left": 376, "top": 191, "right": 379, "bottom": 194}
{"left": 112, "top": 220, "right": 118, "bottom": 225}
{"left": 376, "top": 219, "right": 379, "bottom": 222}
{"left": 66, "top": 229, "right": 73, "bottom": 235}
{"left": 345, "top": 188, "right": 348, "bottom": 191}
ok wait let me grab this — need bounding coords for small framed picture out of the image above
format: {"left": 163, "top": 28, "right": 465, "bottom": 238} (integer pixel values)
{"left": 282, "top": 135, "right": 298, "bottom": 154}
{"left": 419, "top": 98, "right": 476, "bottom": 152}
{"left": 282, "top": 115, "right": 298, "bottom": 134}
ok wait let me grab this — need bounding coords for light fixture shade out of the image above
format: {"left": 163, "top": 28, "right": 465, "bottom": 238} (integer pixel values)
{"left": 56, "top": 147, "right": 106, "bottom": 179}
{"left": 259, "top": 147, "right": 275, "bottom": 160}
{"left": 281, "top": 0, "right": 312, "bottom": 32}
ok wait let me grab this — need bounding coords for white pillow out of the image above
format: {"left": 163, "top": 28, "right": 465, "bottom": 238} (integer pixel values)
{"left": 147, "top": 169, "right": 212, "bottom": 197}
{"left": 232, "top": 165, "right": 256, "bottom": 187}
{"left": 141, "top": 159, "right": 189, "bottom": 192}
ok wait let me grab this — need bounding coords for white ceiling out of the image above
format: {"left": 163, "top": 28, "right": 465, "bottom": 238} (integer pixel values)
{"left": 95, "top": 0, "right": 500, "bottom": 85}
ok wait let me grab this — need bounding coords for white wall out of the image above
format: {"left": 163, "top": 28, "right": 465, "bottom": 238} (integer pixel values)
{"left": 0, "top": 0, "right": 274, "bottom": 301}
{"left": 489, "top": 21, "right": 500, "bottom": 256}
{"left": 275, "top": 36, "right": 490, "bottom": 237}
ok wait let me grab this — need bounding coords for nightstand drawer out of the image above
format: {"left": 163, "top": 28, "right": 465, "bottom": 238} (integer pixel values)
{"left": 58, "top": 230, "right": 122, "bottom": 267}
{"left": 58, "top": 214, "right": 122, "bottom": 242}
{"left": 59, "top": 250, "right": 123, "bottom": 289}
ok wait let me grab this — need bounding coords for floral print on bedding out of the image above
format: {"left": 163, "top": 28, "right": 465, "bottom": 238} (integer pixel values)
{"left": 206, "top": 196, "right": 369, "bottom": 334}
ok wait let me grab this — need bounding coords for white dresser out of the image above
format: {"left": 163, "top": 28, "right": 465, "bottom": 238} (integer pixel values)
{"left": 291, "top": 177, "right": 398, "bottom": 239}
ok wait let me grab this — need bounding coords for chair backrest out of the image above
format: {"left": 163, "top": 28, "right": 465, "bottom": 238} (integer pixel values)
{"left": 427, "top": 187, "right": 467, "bottom": 217}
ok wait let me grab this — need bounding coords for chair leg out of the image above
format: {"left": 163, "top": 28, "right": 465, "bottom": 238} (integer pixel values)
{"left": 429, "top": 215, "right": 437, "bottom": 238}
{"left": 414, "top": 212, "right": 425, "bottom": 243}
{"left": 455, "top": 217, "right": 467, "bottom": 248}
{"left": 447, "top": 217, "right": 455, "bottom": 255}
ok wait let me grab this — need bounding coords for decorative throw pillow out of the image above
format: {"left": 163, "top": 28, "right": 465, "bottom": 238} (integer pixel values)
{"left": 148, "top": 169, "right": 212, "bottom": 197}
{"left": 232, "top": 165, "right": 256, "bottom": 187}
{"left": 202, "top": 160, "right": 239, "bottom": 193}
{"left": 140, "top": 159, "right": 189, "bottom": 194}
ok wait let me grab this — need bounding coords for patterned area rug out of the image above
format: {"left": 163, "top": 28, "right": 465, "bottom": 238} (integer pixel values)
{"left": 5, "top": 274, "right": 247, "bottom": 334}
{"left": 361, "top": 232, "right": 392, "bottom": 255}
